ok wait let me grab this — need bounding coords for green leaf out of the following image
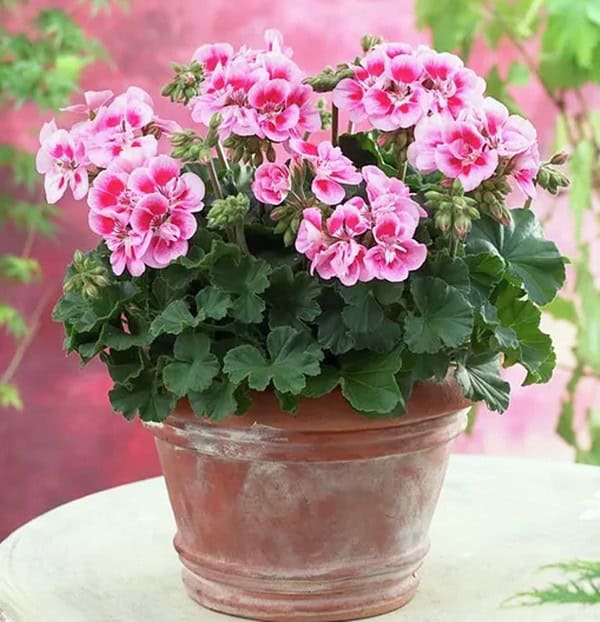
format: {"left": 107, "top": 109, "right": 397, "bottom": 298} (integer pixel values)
{"left": 569, "top": 140, "right": 594, "bottom": 242}
{"left": 495, "top": 284, "right": 556, "bottom": 384}
{"left": 338, "top": 132, "right": 396, "bottom": 176}
{"left": 162, "top": 331, "right": 219, "bottom": 397}
{"left": 301, "top": 366, "right": 341, "bottom": 398}
{"left": 455, "top": 353, "right": 510, "bottom": 413}
{"left": 275, "top": 390, "right": 300, "bottom": 414}
{"left": 464, "top": 253, "right": 506, "bottom": 295}
{"left": 265, "top": 265, "right": 321, "bottom": 328}
{"left": 575, "top": 256, "right": 600, "bottom": 374}
{"left": 467, "top": 210, "right": 566, "bottom": 305}
{"left": 339, "top": 283, "right": 384, "bottom": 332}
{"left": 104, "top": 316, "right": 152, "bottom": 350}
{"left": 543, "top": 296, "right": 578, "bottom": 324}
{"left": 210, "top": 251, "right": 271, "bottom": 323}
{"left": 404, "top": 277, "right": 473, "bottom": 354}
{"left": 189, "top": 380, "right": 237, "bottom": 421}
{"left": 507, "top": 61, "right": 530, "bottom": 86}
{"left": 352, "top": 317, "right": 403, "bottom": 353}
{"left": 150, "top": 300, "right": 197, "bottom": 337}
{"left": 0, "top": 383, "right": 22, "bottom": 410}
{"left": 102, "top": 347, "right": 144, "bottom": 384}
{"left": 109, "top": 371, "right": 176, "bottom": 422}
{"left": 0, "top": 255, "right": 40, "bottom": 283}
{"left": 422, "top": 254, "right": 471, "bottom": 296}
{"left": 371, "top": 281, "right": 405, "bottom": 305}
{"left": 223, "top": 327, "right": 323, "bottom": 394}
{"left": 415, "top": 0, "right": 481, "bottom": 56}
{"left": 340, "top": 349, "right": 403, "bottom": 414}
{"left": 317, "top": 310, "right": 355, "bottom": 354}
{"left": 484, "top": 65, "right": 523, "bottom": 115}
{"left": 402, "top": 351, "right": 450, "bottom": 382}
{"left": 195, "top": 286, "right": 232, "bottom": 321}
{"left": 0, "top": 303, "right": 28, "bottom": 338}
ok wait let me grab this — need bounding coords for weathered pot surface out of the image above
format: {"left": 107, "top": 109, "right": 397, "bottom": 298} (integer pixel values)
{"left": 145, "top": 380, "right": 469, "bottom": 622}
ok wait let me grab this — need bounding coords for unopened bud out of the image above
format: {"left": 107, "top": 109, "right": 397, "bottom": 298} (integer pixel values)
{"left": 207, "top": 193, "right": 250, "bottom": 230}
{"left": 550, "top": 151, "right": 569, "bottom": 166}
{"left": 360, "top": 34, "right": 382, "bottom": 53}
{"left": 453, "top": 212, "right": 472, "bottom": 238}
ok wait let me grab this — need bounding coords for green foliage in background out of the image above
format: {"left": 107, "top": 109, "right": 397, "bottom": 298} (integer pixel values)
{"left": 507, "top": 560, "right": 600, "bottom": 606}
{"left": 0, "top": 2, "right": 122, "bottom": 409}
{"left": 417, "top": 0, "right": 600, "bottom": 464}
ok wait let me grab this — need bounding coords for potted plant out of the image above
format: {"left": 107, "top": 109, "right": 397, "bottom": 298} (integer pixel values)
{"left": 43, "top": 30, "right": 568, "bottom": 622}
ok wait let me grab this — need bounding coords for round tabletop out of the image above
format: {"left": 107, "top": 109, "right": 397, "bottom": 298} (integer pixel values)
{"left": 1, "top": 455, "right": 599, "bottom": 622}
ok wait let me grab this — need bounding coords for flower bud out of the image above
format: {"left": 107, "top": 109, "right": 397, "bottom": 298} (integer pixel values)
{"left": 360, "top": 34, "right": 383, "bottom": 53}
{"left": 207, "top": 193, "right": 250, "bottom": 229}
{"left": 304, "top": 66, "right": 355, "bottom": 93}
{"left": 550, "top": 151, "right": 570, "bottom": 166}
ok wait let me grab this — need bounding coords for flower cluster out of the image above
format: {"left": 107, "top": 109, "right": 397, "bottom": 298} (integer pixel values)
{"left": 36, "top": 86, "right": 179, "bottom": 204}
{"left": 189, "top": 30, "right": 320, "bottom": 142}
{"left": 36, "top": 88, "right": 201, "bottom": 276}
{"left": 407, "top": 97, "right": 539, "bottom": 194}
{"left": 332, "top": 43, "right": 539, "bottom": 196}
{"left": 332, "top": 44, "right": 485, "bottom": 131}
{"left": 88, "top": 154, "right": 204, "bottom": 276}
{"left": 295, "top": 166, "right": 427, "bottom": 285}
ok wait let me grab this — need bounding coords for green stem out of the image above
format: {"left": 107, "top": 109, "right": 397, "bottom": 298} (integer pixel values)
{"left": 216, "top": 141, "right": 230, "bottom": 172}
{"left": 206, "top": 158, "right": 223, "bottom": 199}
{"left": 331, "top": 103, "right": 339, "bottom": 147}
{"left": 234, "top": 221, "right": 249, "bottom": 254}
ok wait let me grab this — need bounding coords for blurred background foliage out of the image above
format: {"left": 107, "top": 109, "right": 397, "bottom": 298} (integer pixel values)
{"left": 0, "top": 1, "right": 123, "bottom": 409}
{"left": 417, "top": 0, "right": 600, "bottom": 465}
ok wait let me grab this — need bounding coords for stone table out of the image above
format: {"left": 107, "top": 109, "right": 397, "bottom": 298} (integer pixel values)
{"left": 1, "top": 455, "right": 599, "bottom": 621}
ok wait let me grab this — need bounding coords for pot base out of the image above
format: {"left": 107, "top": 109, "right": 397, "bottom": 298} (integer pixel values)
{"left": 181, "top": 564, "right": 421, "bottom": 622}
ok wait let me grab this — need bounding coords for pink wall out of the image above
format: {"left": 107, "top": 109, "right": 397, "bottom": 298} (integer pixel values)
{"left": 0, "top": 0, "right": 578, "bottom": 540}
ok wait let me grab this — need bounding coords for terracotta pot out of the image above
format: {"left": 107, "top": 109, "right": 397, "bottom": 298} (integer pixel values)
{"left": 145, "top": 380, "right": 469, "bottom": 622}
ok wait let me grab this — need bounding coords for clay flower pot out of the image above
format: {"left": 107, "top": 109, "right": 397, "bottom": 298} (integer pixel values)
{"left": 145, "top": 380, "right": 469, "bottom": 622}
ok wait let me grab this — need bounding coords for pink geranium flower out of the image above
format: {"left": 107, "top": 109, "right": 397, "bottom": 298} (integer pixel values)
{"left": 192, "top": 43, "right": 234, "bottom": 73}
{"left": 364, "top": 212, "right": 427, "bottom": 282}
{"left": 289, "top": 139, "right": 362, "bottom": 205}
{"left": 419, "top": 50, "right": 485, "bottom": 117}
{"left": 61, "top": 90, "right": 114, "bottom": 116}
{"left": 325, "top": 201, "right": 370, "bottom": 238}
{"left": 127, "top": 155, "right": 205, "bottom": 212}
{"left": 406, "top": 114, "right": 445, "bottom": 172}
{"left": 476, "top": 98, "right": 537, "bottom": 157}
{"left": 363, "top": 55, "right": 430, "bottom": 131}
{"left": 35, "top": 121, "right": 89, "bottom": 204}
{"left": 130, "top": 194, "right": 198, "bottom": 268}
{"left": 85, "top": 86, "right": 159, "bottom": 168}
{"left": 295, "top": 208, "right": 326, "bottom": 261}
{"left": 313, "top": 239, "right": 368, "bottom": 287}
{"left": 189, "top": 31, "right": 319, "bottom": 143}
{"left": 333, "top": 48, "right": 388, "bottom": 123}
{"left": 434, "top": 120, "right": 499, "bottom": 191}
{"left": 510, "top": 144, "right": 540, "bottom": 198}
{"left": 248, "top": 78, "right": 300, "bottom": 141}
{"left": 362, "top": 165, "right": 427, "bottom": 221}
{"left": 105, "top": 221, "right": 151, "bottom": 277}
{"left": 252, "top": 162, "right": 291, "bottom": 205}
{"left": 87, "top": 166, "right": 133, "bottom": 217}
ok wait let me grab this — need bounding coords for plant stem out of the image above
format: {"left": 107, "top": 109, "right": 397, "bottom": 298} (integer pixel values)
{"left": 216, "top": 141, "right": 230, "bottom": 172}
{"left": 0, "top": 286, "right": 54, "bottom": 386}
{"left": 331, "top": 103, "right": 339, "bottom": 146}
{"left": 234, "top": 221, "right": 249, "bottom": 254}
{"left": 206, "top": 157, "right": 223, "bottom": 199}
{"left": 347, "top": 120, "right": 355, "bottom": 134}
